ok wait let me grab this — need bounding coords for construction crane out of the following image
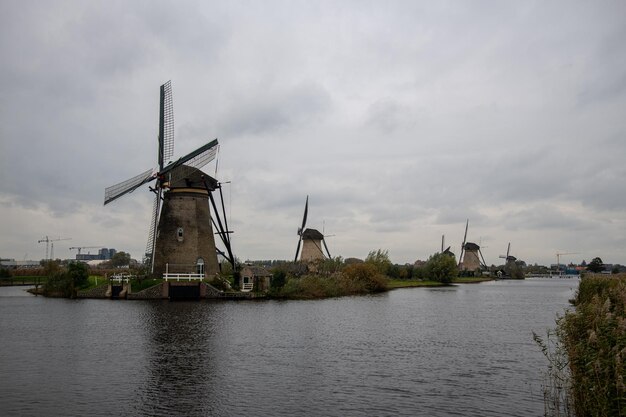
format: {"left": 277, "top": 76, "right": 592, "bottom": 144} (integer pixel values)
{"left": 38, "top": 236, "right": 72, "bottom": 261}
{"left": 70, "top": 246, "right": 104, "bottom": 255}
{"left": 555, "top": 252, "right": 579, "bottom": 273}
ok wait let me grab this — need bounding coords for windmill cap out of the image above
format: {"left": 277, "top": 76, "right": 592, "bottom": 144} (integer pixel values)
{"left": 168, "top": 165, "right": 218, "bottom": 190}
{"left": 302, "top": 228, "right": 324, "bottom": 240}
{"left": 464, "top": 242, "right": 480, "bottom": 250}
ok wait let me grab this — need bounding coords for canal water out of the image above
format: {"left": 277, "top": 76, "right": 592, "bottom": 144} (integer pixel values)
{"left": 0, "top": 278, "right": 577, "bottom": 416}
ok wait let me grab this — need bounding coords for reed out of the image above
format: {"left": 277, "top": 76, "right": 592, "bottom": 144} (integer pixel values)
{"left": 541, "top": 274, "right": 626, "bottom": 416}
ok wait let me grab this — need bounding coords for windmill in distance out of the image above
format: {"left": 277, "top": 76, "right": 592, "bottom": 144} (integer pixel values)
{"left": 458, "top": 219, "right": 488, "bottom": 273}
{"left": 103, "top": 81, "right": 234, "bottom": 279}
{"left": 294, "top": 195, "right": 332, "bottom": 262}
{"left": 499, "top": 242, "right": 517, "bottom": 265}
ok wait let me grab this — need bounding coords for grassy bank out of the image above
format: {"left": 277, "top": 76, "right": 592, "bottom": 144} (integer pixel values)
{"left": 542, "top": 273, "right": 626, "bottom": 416}
{"left": 388, "top": 276, "right": 493, "bottom": 289}
{"left": 0, "top": 276, "right": 48, "bottom": 286}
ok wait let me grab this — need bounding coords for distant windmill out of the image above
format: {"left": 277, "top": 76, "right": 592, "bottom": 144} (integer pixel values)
{"left": 294, "top": 196, "right": 332, "bottom": 262}
{"left": 440, "top": 234, "right": 454, "bottom": 258}
{"left": 458, "top": 220, "right": 487, "bottom": 272}
{"left": 499, "top": 242, "right": 517, "bottom": 265}
{"left": 103, "top": 81, "right": 234, "bottom": 278}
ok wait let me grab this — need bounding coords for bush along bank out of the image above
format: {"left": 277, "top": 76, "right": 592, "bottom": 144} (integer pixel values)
{"left": 271, "top": 263, "right": 388, "bottom": 299}
{"left": 550, "top": 274, "right": 626, "bottom": 416}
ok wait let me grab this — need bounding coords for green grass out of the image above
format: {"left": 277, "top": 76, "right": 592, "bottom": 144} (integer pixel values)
{"left": 387, "top": 279, "right": 446, "bottom": 289}
{"left": 388, "top": 277, "right": 493, "bottom": 289}
{"left": 0, "top": 276, "right": 48, "bottom": 285}
{"left": 452, "top": 276, "right": 493, "bottom": 283}
{"left": 76, "top": 275, "right": 108, "bottom": 290}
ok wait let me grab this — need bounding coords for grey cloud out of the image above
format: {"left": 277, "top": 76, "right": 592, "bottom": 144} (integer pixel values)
{"left": 2, "top": 1, "right": 626, "bottom": 265}
{"left": 216, "top": 81, "right": 332, "bottom": 137}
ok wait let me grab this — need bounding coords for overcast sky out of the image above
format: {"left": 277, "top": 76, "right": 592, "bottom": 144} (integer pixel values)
{"left": 1, "top": 0, "right": 625, "bottom": 266}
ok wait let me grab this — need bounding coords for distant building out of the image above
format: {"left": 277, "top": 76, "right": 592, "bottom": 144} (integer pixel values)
{"left": 76, "top": 248, "right": 117, "bottom": 261}
{"left": 0, "top": 259, "right": 40, "bottom": 269}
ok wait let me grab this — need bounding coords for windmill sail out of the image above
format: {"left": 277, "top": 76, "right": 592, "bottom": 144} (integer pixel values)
{"left": 145, "top": 191, "right": 162, "bottom": 265}
{"left": 322, "top": 238, "right": 331, "bottom": 258}
{"left": 458, "top": 219, "right": 468, "bottom": 267}
{"left": 104, "top": 168, "right": 155, "bottom": 205}
{"left": 294, "top": 196, "right": 308, "bottom": 261}
{"left": 158, "top": 80, "right": 174, "bottom": 171}
{"left": 167, "top": 141, "right": 219, "bottom": 185}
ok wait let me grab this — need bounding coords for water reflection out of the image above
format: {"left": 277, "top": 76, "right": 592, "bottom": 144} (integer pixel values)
{"left": 133, "top": 301, "right": 224, "bottom": 416}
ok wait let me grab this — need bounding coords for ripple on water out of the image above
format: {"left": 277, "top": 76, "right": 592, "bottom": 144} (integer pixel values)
{"left": 0, "top": 279, "right": 577, "bottom": 416}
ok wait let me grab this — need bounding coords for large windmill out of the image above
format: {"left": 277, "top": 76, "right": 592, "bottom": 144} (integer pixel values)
{"left": 458, "top": 219, "right": 487, "bottom": 272}
{"left": 294, "top": 196, "right": 332, "bottom": 262}
{"left": 103, "top": 81, "right": 234, "bottom": 278}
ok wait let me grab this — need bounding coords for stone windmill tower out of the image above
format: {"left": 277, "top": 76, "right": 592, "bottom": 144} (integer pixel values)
{"left": 103, "top": 81, "right": 235, "bottom": 279}
{"left": 294, "top": 196, "right": 331, "bottom": 262}
{"left": 460, "top": 242, "right": 482, "bottom": 271}
{"left": 458, "top": 220, "right": 487, "bottom": 273}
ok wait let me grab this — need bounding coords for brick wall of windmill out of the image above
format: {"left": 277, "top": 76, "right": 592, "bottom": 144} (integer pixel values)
{"left": 301, "top": 239, "right": 325, "bottom": 261}
{"left": 461, "top": 250, "right": 481, "bottom": 271}
{"left": 152, "top": 191, "right": 219, "bottom": 278}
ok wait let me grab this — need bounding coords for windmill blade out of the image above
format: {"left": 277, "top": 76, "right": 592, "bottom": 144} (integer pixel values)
{"left": 104, "top": 168, "right": 155, "bottom": 205}
{"left": 458, "top": 219, "right": 469, "bottom": 266}
{"left": 479, "top": 248, "right": 488, "bottom": 269}
{"left": 322, "top": 238, "right": 331, "bottom": 259}
{"left": 161, "top": 139, "right": 219, "bottom": 178}
{"left": 506, "top": 242, "right": 511, "bottom": 259}
{"left": 145, "top": 191, "right": 162, "bottom": 270}
{"left": 301, "top": 195, "right": 308, "bottom": 233}
{"left": 294, "top": 237, "right": 302, "bottom": 262}
{"left": 462, "top": 219, "right": 469, "bottom": 246}
{"left": 158, "top": 80, "right": 174, "bottom": 171}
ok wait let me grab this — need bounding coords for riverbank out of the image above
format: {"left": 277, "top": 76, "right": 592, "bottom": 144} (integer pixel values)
{"left": 543, "top": 273, "right": 626, "bottom": 416}
{"left": 388, "top": 276, "right": 494, "bottom": 289}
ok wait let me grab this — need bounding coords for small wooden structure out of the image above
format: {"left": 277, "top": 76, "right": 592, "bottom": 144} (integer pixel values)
{"left": 239, "top": 265, "right": 272, "bottom": 292}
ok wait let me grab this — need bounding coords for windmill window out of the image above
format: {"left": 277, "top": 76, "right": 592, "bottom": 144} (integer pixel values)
{"left": 177, "top": 227, "right": 184, "bottom": 242}
{"left": 196, "top": 258, "right": 205, "bottom": 275}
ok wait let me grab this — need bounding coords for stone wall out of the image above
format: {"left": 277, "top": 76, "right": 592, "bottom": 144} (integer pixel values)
{"left": 76, "top": 284, "right": 109, "bottom": 299}
{"left": 127, "top": 282, "right": 167, "bottom": 300}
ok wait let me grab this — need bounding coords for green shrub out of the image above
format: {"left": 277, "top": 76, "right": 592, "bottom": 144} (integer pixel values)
{"left": 340, "top": 263, "right": 388, "bottom": 293}
{"left": 365, "top": 249, "right": 392, "bottom": 275}
{"left": 43, "top": 271, "right": 73, "bottom": 297}
{"left": 423, "top": 252, "right": 458, "bottom": 284}
{"left": 278, "top": 275, "right": 340, "bottom": 299}
{"left": 271, "top": 270, "right": 287, "bottom": 290}
{"left": 42, "top": 262, "right": 89, "bottom": 297}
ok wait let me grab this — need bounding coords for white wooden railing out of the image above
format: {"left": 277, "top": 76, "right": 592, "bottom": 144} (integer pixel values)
{"left": 110, "top": 273, "right": 134, "bottom": 283}
{"left": 241, "top": 282, "right": 253, "bottom": 292}
{"left": 163, "top": 263, "right": 204, "bottom": 281}
{"left": 163, "top": 273, "right": 204, "bottom": 282}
